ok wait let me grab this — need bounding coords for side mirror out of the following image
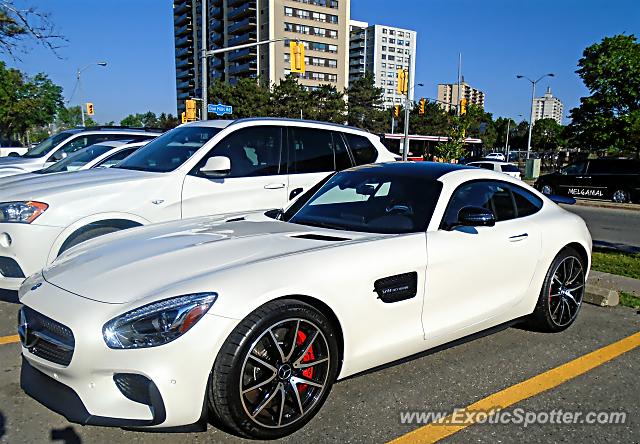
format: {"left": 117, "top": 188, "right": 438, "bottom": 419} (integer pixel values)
{"left": 457, "top": 206, "right": 496, "bottom": 227}
{"left": 200, "top": 156, "right": 231, "bottom": 177}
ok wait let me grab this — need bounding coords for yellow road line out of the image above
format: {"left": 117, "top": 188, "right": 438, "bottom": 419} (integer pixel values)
{"left": 0, "top": 334, "right": 19, "bottom": 345}
{"left": 389, "top": 330, "right": 640, "bottom": 444}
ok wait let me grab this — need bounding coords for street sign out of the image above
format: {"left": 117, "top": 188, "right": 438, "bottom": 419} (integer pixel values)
{"left": 208, "top": 103, "right": 233, "bottom": 117}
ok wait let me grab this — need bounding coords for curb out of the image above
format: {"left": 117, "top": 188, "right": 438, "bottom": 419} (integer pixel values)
{"left": 584, "top": 283, "right": 619, "bottom": 307}
{"left": 572, "top": 200, "right": 640, "bottom": 212}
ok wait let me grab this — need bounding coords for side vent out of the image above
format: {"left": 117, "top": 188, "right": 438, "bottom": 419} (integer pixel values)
{"left": 291, "top": 234, "right": 349, "bottom": 242}
{"left": 374, "top": 272, "right": 418, "bottom": 303}
{"left": 225, "top": 216, "right": 245, "bottom": 223}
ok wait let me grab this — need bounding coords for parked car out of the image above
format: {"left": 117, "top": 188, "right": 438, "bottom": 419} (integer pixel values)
{"left": 535, "top": 158, "right": 640, "bottom": 203}
{"left": 0, "top": 139, "right": 27, "bottom": 157}
{"left": 468, "top": 160, "right": 521, "bottom": 179}
{"left": 0, "top": 118, "right": 395, "bottom": 290}
{"left": 485, "top": 152, "right": 506, "bottom": 161}
{"left": 0, "top": 127, "right": 161, "bottom": 178}
{"left": 18, "top": 162, "right": 591, "bottom": 438}
{"left": 0, "top": 140, "right": 151, "bottom": 184}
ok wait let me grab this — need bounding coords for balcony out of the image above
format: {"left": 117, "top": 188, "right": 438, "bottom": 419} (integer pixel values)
{"left": 176, "top": 58, "right": 194, "bottom": 69}
{"left": 350, "top": 59, "right": 364, "bottom": 66}
{"left": 228, "top": 33, "right": 256, "bottom": 47}
{"left": 175, "top": 25, "right": 193, "bottom": 37}
{"left": 229, "top": 60, "right": 257, "bottom": 76}
{"left": 175, "top": 35, "right": 192, "bottom": 48}
{"left": 228, "top": 3, "right": 255, "bottom": 21}
{"left": 227, "top": 0, "right": 248, "bottom": 7}
{"left": 210, "top": 18, "right": 223, "bottom": 31}
{"left": 209, "top": 6, "right": 222, "bottom": 17}
{"left": 177, "top": 91, "right": 189, "bottom": 100}
{"left": 228, "top": 17, "right": 255, "bottom": 35}
{"left": 228, "top": 47, "right": 255, "bottom": 62}
{"left": 349, "top": 67, "right": 365, "bottom": 74}
{"left": 175, "top": 46, "right": 192, "bottom": 58}
{"left": 176, "top": 68, "right": 193, "bottom": 79}
{"left": 176, "top": 79, "right": 194, "bottom": 90}
{"left": 174, "top": 13, "right": 189, "bottom": 27}
{"left": 173, "top": 1, "right": 190, "bottom": 15}
{"left": 210, "top": 57, "right": 223, "bottom": 68}
{"left": 350, "top": 42, "right": 365, "bottom": 50}
{"left": 210, "top": 31, "right": 223, "bottom": 44}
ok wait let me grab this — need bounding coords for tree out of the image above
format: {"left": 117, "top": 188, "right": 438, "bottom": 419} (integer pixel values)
{"left": 308, "top": 84, "right": 345, "bottom": 123}
{"left": 157, "top": 112, "right": 179, "bottom": 130}
{"left": 494, "top": 117, "right": 516, "bottom": 150}
{"left": 566, "top": 34, "right": 640, "bottom": 157}
{"left": 0, "top": 61, "right": 63, "bottom": 139}
{"left": 271, "top": 74, "right": 311, "bottom": 119}
{"left": 0, "top": 1, "right": 65, "bottom": 59}
{"left": 208, "top": 77, "right": 271, "bottom": 119}
{"left": 346, "top": 72, "right": 387, "bottom": 133}
{"left": 532, "top": 118, "right": 564, "bottom": 151}
{"left": 462, "top": 105, "right": 497, "bottom": 149}
{"left": 55, "top": 105, "right": 96, "bottom": 129}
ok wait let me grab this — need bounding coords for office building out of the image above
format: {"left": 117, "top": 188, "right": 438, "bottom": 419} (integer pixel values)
{"left": 437, "top": 82, "right": 485, "bottom": 112}
{"left": 173, "top": 0, "right": 350, "bottom": 114}
{"left": 348, "top": 21, "right": 418, "bottom": 108}
{"left": 533, "top": 87, "right": 564, "bottom": 124}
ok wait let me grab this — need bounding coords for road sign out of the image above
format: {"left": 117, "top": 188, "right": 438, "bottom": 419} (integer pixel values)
{"left": 208, "top": 103, "right": 233, "bottom": 117}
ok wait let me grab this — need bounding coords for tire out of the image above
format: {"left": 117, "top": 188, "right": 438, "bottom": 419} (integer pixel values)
{"left": 611, "top": 188, "right": 630, "bottom": 203}
{"left": 526, "top": 247, "right": 586, "bottom": 332}
{"left": 58, "top": 226, "right": 121, "bottom": 255}
{"left": 208, "top": 299, "right": 339, "bottom": 439}
{"left": 540, "top": 184, "right": 554, "bottom": 195}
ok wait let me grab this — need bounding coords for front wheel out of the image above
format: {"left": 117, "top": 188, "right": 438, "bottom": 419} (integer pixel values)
{"left": 208, "top": 299, "right": 339, "bottom": 439}
{"left": 526, "top": 248, "right": 586, "bottom": 332}
{"left": 612, "top": 189, "right": 630, "bottom": 203}
{"left": 540, "top": 184, "right": 554, "bottom": 195}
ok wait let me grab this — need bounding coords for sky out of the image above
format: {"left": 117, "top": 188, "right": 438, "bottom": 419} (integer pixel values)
{"left": 2, "top": 0, "right": 639, "bottom": 124}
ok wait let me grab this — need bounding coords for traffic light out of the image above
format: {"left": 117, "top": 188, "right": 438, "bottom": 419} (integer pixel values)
{"left": 460, "top": 98, "right": 468, "bottom": 115}
{"left": 86, "top": 102, "right": 94, "bottom": 116}
{"left": 418, "top": 98, "right": 426, "bottom": 116}
{"left": 289, "top": 41, "right": 306, "bottom": 73}
{"left": 396, "top": 69, "right": 408, "bottom": 95}
{"left": 185, "top": 99, "right": 197, "bottom": 121}
{"left": 393, "top": 105, "right": 400, "bottom": 118}
{"left": 181, "top": 112, "right": 187, "bottom": 124}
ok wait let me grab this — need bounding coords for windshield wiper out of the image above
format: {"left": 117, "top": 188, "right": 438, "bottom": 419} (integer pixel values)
{"left": 290, "top": 218, "right": 346, "bottom": 231}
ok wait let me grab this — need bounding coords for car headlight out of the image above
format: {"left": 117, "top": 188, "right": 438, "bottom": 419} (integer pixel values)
{"left": 0, "top": 201, "right": 48, "bottom": 223}
{"left": 103, "top": 293, "right": 218, "bottom": 349}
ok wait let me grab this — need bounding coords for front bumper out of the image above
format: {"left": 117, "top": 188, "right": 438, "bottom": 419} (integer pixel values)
{"left": 19, "top": 280, "right": 239, "bottom": 428}
{"left": 0, "top": 222, "right": 64, "bottom": 290}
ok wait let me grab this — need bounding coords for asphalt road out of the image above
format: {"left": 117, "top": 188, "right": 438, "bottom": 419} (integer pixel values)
{"left": 0, "top": 297, "right": 638, "bottom": 443}
{"left": 563, "top": 204, "right": 640, "bottom": 252}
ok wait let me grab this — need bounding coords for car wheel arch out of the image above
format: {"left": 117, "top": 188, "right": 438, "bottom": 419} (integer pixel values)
{"left": 273, "top": 294, "right": 345, "bottom": 375}
{"left": 55, "top": 219, "right": 144, "bottom": 258}
{"left": 563, "top": 242, "right": 589, "bottom": 270}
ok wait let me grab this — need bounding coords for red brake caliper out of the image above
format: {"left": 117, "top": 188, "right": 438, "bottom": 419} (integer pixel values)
{"left": 296, "top": 330, "right": 314, "bottom": 392}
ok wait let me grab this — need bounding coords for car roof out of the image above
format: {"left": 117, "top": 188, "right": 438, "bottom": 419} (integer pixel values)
{"left": 346, "top": 161, "right": 472, "bottom": 180}
{"left": 182, "top": 117, "right": 371, "bottom": 134}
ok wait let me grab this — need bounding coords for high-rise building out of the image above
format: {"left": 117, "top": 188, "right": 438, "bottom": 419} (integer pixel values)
{"left": 533, "top": 87, "right": 564, "bottom": 125}
{"left": 348, "top": 21, "right": 418, "bottom": 108}
{"left": 437, "top": 82, "right": 485, "bottom": 112}
{"left": 173, "top": 0, "right": 350, "bottom": 114}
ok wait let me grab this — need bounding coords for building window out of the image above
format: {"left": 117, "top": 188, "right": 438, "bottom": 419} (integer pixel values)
{"left": 382, "top": 37, "right": 387, "bottom": 42}
{"left": 389, "top": 30, "right": 395, "bottom": 35}
{"left": 289, "top": 0, "right": 338, "bottom": 8}
{"left": 382, "top": 28, "right": 388, "bottom": 34}
{"left": 285, "top": 23, "right": 338, "bottom": 39}
{"left": 389, "top": 38, "right": 395, "bottom": 44}
{"left": 382, "top": 45, "right": 386, "bottom": 51}
{"left": 381, "top": 62, "right": 386, "bottom": 68}
{"left": 398, "top": 39, "right": 404, "bottom": 45}
{"left": 381, "top": 54, "right": 386, "bottom": 59}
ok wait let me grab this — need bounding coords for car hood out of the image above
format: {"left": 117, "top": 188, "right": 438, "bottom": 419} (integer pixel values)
{"left": 42, "top": 213, "right": 376, "bottom": 304}
{"left": 0, "top": 167, "right": 158, "bottom": 201}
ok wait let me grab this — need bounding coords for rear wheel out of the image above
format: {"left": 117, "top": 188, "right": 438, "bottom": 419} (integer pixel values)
{"left": 208, "top": 299, "right": 339, "bottom": 439}
{"left": 527, "top": 248, "right": 586, "bottom": 332}
{"left": 612, "top": 189, "right": 630, "bottom": 203}
{"left": 541, "top": 184, "right": 553, "bottom": 195}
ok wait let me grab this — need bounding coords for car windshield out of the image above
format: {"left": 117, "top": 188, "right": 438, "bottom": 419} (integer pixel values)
{"left": 22, "top": 132, "right": 74, "bottom": 158}
{"left": 37, "top": 144, "right": 115, "bottom": 174}
{"left": 287, "top": 169, "right": 443, "bottom": 234}
{"left": 115, "top": 126, "right": 221, "bottom": 172}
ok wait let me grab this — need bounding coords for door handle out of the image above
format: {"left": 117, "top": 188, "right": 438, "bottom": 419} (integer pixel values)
{"left": 289, "top": 187, "right": 304, "bottom": 200}
{"left": 509, "top": 233, "right": 528, "bottom": 242}
{"left": 264, "top": 183, "right": 285, "bottom": 190}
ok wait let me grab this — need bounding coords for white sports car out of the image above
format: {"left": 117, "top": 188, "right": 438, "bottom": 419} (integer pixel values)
{"left": 18, "top": 162, "right": 591, "bottom": 439}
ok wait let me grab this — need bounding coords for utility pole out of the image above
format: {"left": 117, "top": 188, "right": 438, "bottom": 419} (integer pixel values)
{"left": 504, "top": 119, "right": 511, "bottom": 160}
{"left": 201, "top": 0, "right": 208, "bottom": 120}
{"left": 402, "top": 56, "right": 412, "bottom": 161}
{"left": 456, "top": 53, "right": 462, "bottom": 116}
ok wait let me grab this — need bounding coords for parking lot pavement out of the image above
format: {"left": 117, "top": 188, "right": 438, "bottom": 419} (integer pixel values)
{"left": 0, "top": 299, "right": 638, "bottom": 444}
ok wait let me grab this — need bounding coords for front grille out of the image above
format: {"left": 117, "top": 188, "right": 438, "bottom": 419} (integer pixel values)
{"left": 19, "top": 306, "right": 75, "bottom": 366}
{"left": 0, "top": 256, "right": 25, "bottom": 278}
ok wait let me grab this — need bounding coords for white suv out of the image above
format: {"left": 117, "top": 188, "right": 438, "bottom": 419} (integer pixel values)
{"left": 0, "top": 118, "right": 395, "bottom": 290}
{"left": 0, "top": 127, "right": 161, "bottom": 178}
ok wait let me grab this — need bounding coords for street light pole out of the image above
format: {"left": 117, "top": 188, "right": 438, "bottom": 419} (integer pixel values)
{"left": 402, "top": 57, "right": 412, "bottom": 161}
{"left": 517, "top": 73, "right": 554, "bottom": 159}
{"left": 201, "top": 0, "right": 208, "bottom": 120}
{"left": 75, "top": 61, "right": 107, "bottom": 127}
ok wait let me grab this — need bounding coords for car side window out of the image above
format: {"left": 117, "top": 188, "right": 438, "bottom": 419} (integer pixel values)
{"left": 50, "top": 134, "right": 132, "bottom": 162}
{"left": 344, "top": 133, "right": 378, "bottom": 165}
{"left": 195, "top": 126, "right": 284, "bottom": 178}
{"left": 441, "top": 181, "right": 517, "bottom": 228}
{"left": 332, "top": 132, "right": 353, "bottom": 171}
{"left": 561, "top": 161, "right": 587, "bottom": 175}
{"left": 509, "top": 184, "right": 543, "bottom": 218}
{"left": 287, "top": 127, "right": 336, "bottom": 174}
{"left": 97, "top": 147, "right": 138, "bottom": 168}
